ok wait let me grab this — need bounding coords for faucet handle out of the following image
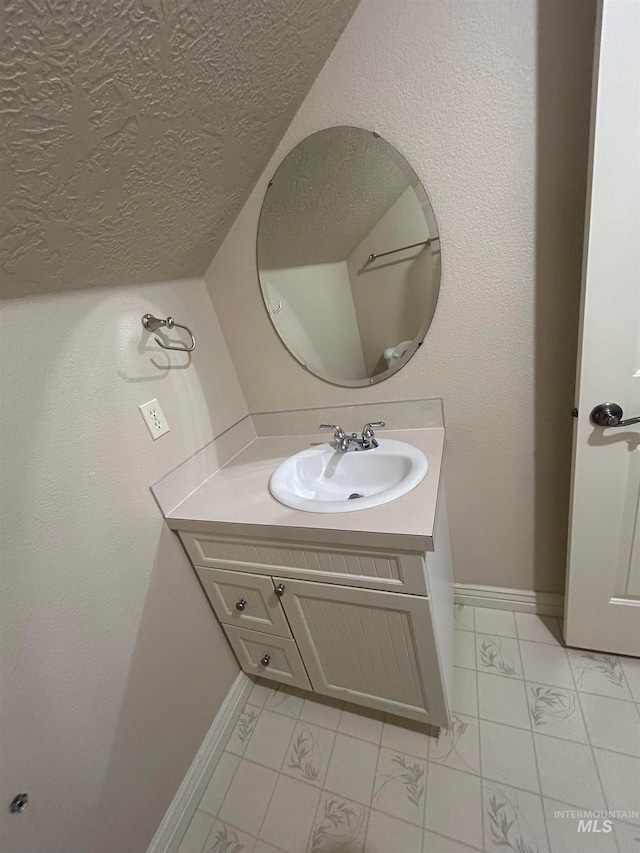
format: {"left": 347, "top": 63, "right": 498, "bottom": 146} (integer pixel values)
{"left": 362, "top": 421, "right": 385, "bottom": 448}
{"left": 362, "top": 421, "right": 385, "bottom": 436}
{"left": 319, "top": 424, "right": 347, "bottom": 445}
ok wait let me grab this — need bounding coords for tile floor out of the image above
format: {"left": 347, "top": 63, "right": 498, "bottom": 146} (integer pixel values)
{"left": 176, "top": 607, "right": 640, "bottom": 853}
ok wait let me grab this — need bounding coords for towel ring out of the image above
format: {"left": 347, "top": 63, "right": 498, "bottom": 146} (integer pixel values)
{"left": 142, "top": 314, "right": 196, "bottom": 352}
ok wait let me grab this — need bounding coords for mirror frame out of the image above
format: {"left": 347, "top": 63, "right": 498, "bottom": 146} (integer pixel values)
{"left": 256, "top": 126, "right": 441, "bottom": 387}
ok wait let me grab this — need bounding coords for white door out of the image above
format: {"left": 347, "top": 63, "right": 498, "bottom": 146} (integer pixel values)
{"left": 565, "top": 0, "right": 640, "bottom": 656}
{"left": 276, "top": 577, "right": 450, "bottom": 726}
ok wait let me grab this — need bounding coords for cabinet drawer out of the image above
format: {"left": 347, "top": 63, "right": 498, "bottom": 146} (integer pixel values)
{"left": 223, "top": 625, "right": 312, "bottom": 690}
{"left": 180, "top": 531, "right": 428, "bottom": 595}
{"left": 196, "top": 567, "right": 291, "bottom": 638}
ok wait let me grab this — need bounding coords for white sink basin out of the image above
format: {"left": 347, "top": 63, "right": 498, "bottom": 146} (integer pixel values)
{"left": 269, "top": 438, "right": 428, "bottom": 513}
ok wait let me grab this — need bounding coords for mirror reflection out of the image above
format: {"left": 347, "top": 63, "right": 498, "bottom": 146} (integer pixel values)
{"left": 257, "top": 126, "right": 441, "bottom": 386}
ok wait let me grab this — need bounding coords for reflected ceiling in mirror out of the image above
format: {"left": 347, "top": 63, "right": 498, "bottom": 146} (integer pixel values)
{"left": 257, "top": 127, "right": 441, "bottom": 386}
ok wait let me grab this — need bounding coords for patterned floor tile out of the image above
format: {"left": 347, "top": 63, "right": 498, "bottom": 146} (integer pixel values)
{"left": 226, "top": 703, "right": 262, "bottom": 756}
{"left": 299, "top": 694, "right": 343, "bottom": 730}
{"left": 218, "top": 759, "right": 278, "bottom": 837}
{"left": 380, "top": 716, "right": 431, "bottom": 760}
{"left": 474, "top": 607, "right": 517, "bottom": 638}
{"left": 519, "top": 641, "right": 574, "bottom": 689}
{"left": 323, "top": 733, "right": 379, "bottom": 805}
{"left": 515, "top": 612, "right": 563, "bottom": 645}
{"left": 430, "top": 713, "right": 480, "bottom": 776}
{"left": 259, "top": 775, "right": 320, "bottom": 853}
{"left": 476, "top": 634, "right": 522, "bottom": 678}
{"left": 176, "top": 627, "right": 640, "bottom": 853}
{"left": 204, "top": 819, "right": 256, "bottom": 853}
{"left": 282, "top": 720, "right": 336, "bottom": 787}
{"left": 198, "top": 751, "right": 240, "bottom": 816}
{"left": 454, "top": 629, "right": 477, "bottom": 669}
{"left": 422, "top": 829, "right": 482, "bottom": 852}
{"left": 177, "top": 810, "right": 215, "bottom": 853}
{"left": 478, "top": 671, "right": 530, "bottom": 729}
{"left": 424, "top": 763, "right": 484, "bottom": 850}
{"left": 579, "top": 691, "right": 640, "bottom": 756}
{"left": 567, "top": 650, "right": 633, "bottom": 700}
{"left": 452, "top": 666, "right": 478, "bottom": 718}
{"left": 480, "top": 719, "right": 539, "bottom": 793}
{"left": 372, "top": 747, "right": 426, "bottom": 825}
{"left": 544, "top": 798, "right": 619, "bottom": 853}
{"left": 592, "top": 748, "right": 640, "bottom": 816}
{"left": 453, "top": 604, "right": 475, "bottom": 632}
{"left": 247, "top": 678, "right": 273, "bottom": 708}
{"left": 526, "top": 682, "right": 589, "bottom": 743}
{"left": 534, "top": 734, "right": 606, "bottom": 811}
{"left": 243, "top": 709, "right": 297, "bottom": 770}
{"left": 364, "top": 810, "right": 423, "bottom": 853}
{"left": 619, "top": 655, "right": 640, "bottom": 703}
{"left": 307, "top": 791, "right": 369, "bottom": 853}
{"left": 339, "top": 705, "right": 384, "bottom": 743}
{"left": 483, "top": 780, "right": 549, "bottom": 853}
{"left": 264, "top": 684, "right": 306, "bottom": 718}
{"left": 254, "top": 842, "right": 286, "bottom": 853}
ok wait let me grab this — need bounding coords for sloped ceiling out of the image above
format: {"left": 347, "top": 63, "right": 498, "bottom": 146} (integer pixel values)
{"left": 0, "top": 0, "right": 359, "bottom": 298}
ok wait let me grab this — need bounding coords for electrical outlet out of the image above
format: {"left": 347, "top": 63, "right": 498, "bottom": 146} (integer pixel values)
{"left": 139, "top": 399, "right": 170, "bottom": 440}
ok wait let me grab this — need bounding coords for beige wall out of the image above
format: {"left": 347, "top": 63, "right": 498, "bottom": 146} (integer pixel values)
{"left": 0, "top": 279, "right": 246, "bottom": 852}
{"left": 206, "top": 0, "right": 596, "bottom": 594}
{"left": 348, "top": 187, "right": 439, "bottom": 375}
{"left": 262, "top": 261, "right": 366, "bottom": 380}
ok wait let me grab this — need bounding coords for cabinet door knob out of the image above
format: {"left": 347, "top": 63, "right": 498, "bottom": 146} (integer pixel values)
{"left": 235, "top": 599, "right": 247, "bottom": 611}
{"left": 274, "top": 583, "right": 285, "bottom": 597}
{"left": 260, "top": 654, "right": 271, "bottom": 666}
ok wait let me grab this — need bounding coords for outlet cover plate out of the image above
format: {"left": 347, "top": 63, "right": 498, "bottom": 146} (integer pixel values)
{"left": 139, "top": 399, "right": 170, "bottom": 440}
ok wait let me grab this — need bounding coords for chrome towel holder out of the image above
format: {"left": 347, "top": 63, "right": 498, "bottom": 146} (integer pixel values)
{"left": 142, "top": 314, "right": 196, "bottom": 352}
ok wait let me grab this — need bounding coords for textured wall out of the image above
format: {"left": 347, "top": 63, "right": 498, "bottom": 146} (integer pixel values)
{"left": 206, "top": 0, "right": 597, "bottom": 594}
{"left": 0, "top": 0, "right": 358, "bottom": 298}
{"left": 0, "top": 279, "right": 247, "bottom": 852}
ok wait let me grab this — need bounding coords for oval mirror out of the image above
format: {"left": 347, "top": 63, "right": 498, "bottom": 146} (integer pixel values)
{"left": 257, "top": 126, "right": 441, "bottom": 386}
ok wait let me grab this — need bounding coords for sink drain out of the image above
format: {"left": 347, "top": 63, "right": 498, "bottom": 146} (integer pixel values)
{"left": 348, "top": 492, "right": 364, "bottom": 500}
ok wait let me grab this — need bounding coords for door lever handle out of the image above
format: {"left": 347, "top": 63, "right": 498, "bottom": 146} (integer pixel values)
{"left": 590, "top": 403, "right": 640, "bottom": 428}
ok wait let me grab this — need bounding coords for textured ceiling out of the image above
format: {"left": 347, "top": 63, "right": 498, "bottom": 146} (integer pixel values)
{"left": 258, "top": 127, "right": 418, "bottom": 268}
{"left": 0, "top": 0, "right": 358, "bottom": 298}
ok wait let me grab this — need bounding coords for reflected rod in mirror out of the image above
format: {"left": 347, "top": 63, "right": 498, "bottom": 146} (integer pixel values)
{"left": 366, "top": 237, "right": 438, "bottom": 265}
{"left": 256, "top": 126, "right": 441, "bottom": 388}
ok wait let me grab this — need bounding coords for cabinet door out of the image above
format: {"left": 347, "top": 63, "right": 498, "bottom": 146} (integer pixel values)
{"left": 195, "top": 566, "right": 291, "bottom": 637}
{"left": 277, "top": 578, "right": 449, "bottom": 726}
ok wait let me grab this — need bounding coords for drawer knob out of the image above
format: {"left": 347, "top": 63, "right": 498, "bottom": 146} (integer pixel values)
{"left": 235, "top": 599, "right": 247, "bottom": 611}
{"left": 260, "top": 654, "right": 271, "bottom": 666}
{"left": 274, "top": 583, "right": 285, "bottom": 598}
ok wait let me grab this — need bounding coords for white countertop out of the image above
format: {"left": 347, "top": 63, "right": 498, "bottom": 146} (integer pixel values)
{"left": 166, "top": 428, "right": 445, "bottom": 552}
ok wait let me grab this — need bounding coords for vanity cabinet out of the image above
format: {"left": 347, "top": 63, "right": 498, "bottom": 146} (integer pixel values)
{"left": 177, "top": 489, "right": 453, "bottom": 727}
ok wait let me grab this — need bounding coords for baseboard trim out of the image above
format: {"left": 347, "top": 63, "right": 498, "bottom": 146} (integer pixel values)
{"left": 454, "top": 583, "right": 564, "bottom": 617}
{"left": 147, "top": 671, "right": 253, "bottom": 853}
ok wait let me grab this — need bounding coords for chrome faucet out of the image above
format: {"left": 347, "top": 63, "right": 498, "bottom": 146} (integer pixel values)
{"left": 320, "top": 422, "right": 385, "bottom": 452}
